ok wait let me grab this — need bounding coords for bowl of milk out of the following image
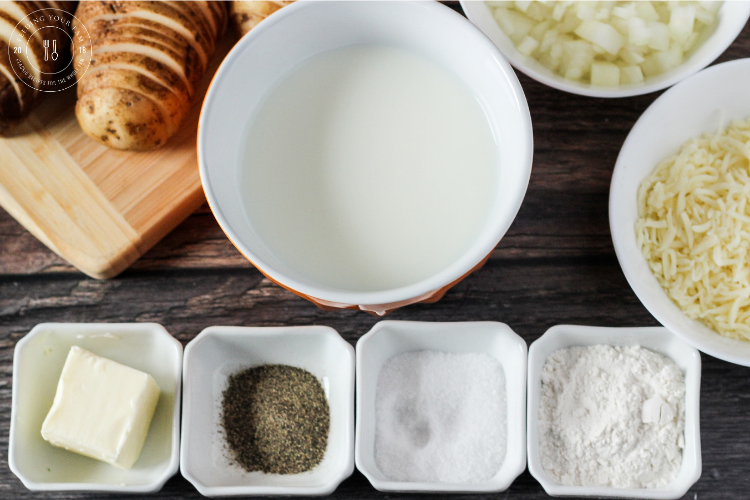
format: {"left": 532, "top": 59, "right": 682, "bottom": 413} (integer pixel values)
{"left": 198, "top": 1, "right": 533, "bottom": 314}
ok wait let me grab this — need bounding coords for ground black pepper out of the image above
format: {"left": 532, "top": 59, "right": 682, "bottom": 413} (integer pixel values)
{"left": 221, "top": 364, "right": 330, "bottom": 474}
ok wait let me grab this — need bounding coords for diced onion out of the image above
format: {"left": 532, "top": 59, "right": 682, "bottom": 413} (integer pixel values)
{"left": 621, "top": 65, "right": 644, "bottom": 84}
{"left": 669, "top": 5, "right": 696, "bottom": 44}
{"left": 487, "top": 1, "right": 720, "bottom": 87}
{"left": 575, "top": 20, "right": 624, "bottom": 54}
{"left": 591, "top": 61, "right": 620, "bottom": 86}
{"left": 517, "top": 35, "right": 540, "bottom": 56}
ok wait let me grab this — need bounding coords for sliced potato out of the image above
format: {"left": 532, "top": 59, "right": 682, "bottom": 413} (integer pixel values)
{"left": 74, "top": 1, "right": 228, "bottom": 151}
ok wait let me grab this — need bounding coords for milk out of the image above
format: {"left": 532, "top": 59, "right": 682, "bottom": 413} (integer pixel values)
{"left": 241, "top": 45, "right": 498, "bottom": 292}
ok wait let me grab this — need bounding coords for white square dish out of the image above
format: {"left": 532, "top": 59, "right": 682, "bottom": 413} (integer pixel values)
{"left": 9, "top": 322, "right": 182, "bottom": 492}
{"left": 527, "top": 325, "right": 701, "bottom": 499}
{"left": 355, "top": 320, "right": 527, "bottom": 493}
{"left": 180, "top": 325, "right": 355, "bottom": 497}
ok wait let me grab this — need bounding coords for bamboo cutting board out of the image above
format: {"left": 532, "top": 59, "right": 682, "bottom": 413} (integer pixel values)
{"left": 0, "top": 38, "right": 233, "bottom": 279}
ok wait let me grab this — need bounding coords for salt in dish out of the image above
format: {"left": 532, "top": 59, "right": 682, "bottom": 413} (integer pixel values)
{"left": 355, "top": 320, "right": 527, "bottom": 493}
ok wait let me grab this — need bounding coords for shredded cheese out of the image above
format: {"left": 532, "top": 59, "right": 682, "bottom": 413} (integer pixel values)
{"left": 636, "top": 118, "right": 750, "bottom": 341}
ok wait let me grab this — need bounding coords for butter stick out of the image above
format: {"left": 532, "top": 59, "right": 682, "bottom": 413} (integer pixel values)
{"left": 41, "top": 346, "right": 160, "bottom": 469}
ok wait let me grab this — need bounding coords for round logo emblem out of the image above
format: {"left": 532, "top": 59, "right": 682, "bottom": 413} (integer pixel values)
{"left": 8, "top": 8, "right": 92, "bottom": 92}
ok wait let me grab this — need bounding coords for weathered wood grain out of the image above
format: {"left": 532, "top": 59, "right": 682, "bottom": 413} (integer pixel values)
{"left": 0, "top": 7, "right": 748, "bottom": 500}
{"left": 0, "top": 190, "right": 616, "bottom": 274}
{"left": 1, "top": 260, "right": 750, "bottom": 499}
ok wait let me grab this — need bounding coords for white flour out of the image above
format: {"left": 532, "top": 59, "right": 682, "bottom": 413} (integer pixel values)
{"left": 539, "top": 345, "right": 685, "bottom": 488}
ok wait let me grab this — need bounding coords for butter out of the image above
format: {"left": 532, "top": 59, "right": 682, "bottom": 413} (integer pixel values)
{"left": 41, "top": 346, "right": 160, "bottom": 470}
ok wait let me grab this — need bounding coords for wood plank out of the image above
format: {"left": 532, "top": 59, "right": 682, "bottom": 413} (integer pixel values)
{"left": 0, "top": 116, "right": 142, "bottom": 276}
{"left": 0, "top": 189, "right": 615, "bottom": 274}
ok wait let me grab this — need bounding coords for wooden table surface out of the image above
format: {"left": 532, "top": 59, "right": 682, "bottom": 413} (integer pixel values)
{"left": 1, "top": 6, "right": 749, "bottom": 499}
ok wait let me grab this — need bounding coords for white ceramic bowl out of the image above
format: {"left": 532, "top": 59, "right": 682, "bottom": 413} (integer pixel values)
{"left": 527, "top": 325, "right": 701, "bottom": 499}
{"left": 199, "top": 0, "right": 532, "bottom": 313}
{"left": 610, "top": 58, "right": 750, "bottom": 366}
{"left": 355, "top": 320, "right": 527, "bottom": 493}
{"left": 9, "top": 323, "right": 182, "bottom": 493}
{"left": 180, "top": 325, "right": 355, "bottom": 496}
{"left": 461, "top": 0, "right": 750, "bottom": 98}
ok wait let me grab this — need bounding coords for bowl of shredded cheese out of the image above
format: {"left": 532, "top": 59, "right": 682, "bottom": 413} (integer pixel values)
{"left": 462, "top": 1, "right": 750, "bottom": 97}
{"left": 610, "top": 58, "right": 750, "bottom": 365}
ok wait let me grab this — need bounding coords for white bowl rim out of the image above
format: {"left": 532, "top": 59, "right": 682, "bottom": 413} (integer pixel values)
{"left": 8, "top": 322, "right": 182, "bottom": 493}
{"left": 460, "top": 0, "right": 750, "bottom": 98}
{"left": 354, "top": 320, "right": 528, "bottom": 493}
{"left": 180, "top": 324, "right": 355, "bottom": 497}
{"left": 198, "top": 0, "right": 533, "bottom": 307}
{"left": 526, "top": 324, "right": 702, "bottom": 499}
{"left": 610, "top": 57, "right": 750, "bottom": 367}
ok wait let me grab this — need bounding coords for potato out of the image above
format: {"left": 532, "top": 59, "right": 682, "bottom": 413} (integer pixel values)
{"left": 230, "top": 1, "right": 293, "bottom": 36}
{"left": 76, "top": 87, "right": 171, "bottom": 150}
{"left": 73, "top": 1, "right": 228, "bottom": 151}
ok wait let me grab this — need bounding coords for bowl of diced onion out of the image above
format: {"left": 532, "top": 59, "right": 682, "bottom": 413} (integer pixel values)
{"left": 461, "top": 1, "right": 750, "bottom": 98}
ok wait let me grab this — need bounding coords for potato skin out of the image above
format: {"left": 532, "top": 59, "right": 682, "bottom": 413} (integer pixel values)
{"left": 76, "top": 87, "right": 171, "bottom": 150}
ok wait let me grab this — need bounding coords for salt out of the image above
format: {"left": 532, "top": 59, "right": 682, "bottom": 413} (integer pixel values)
{"left": 374, "top": 350, "right": 507, "bottom": 483}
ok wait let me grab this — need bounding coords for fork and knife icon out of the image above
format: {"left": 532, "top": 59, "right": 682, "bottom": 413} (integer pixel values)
{"left": 43, "top": 39, "right": 58, "bottom": 62}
